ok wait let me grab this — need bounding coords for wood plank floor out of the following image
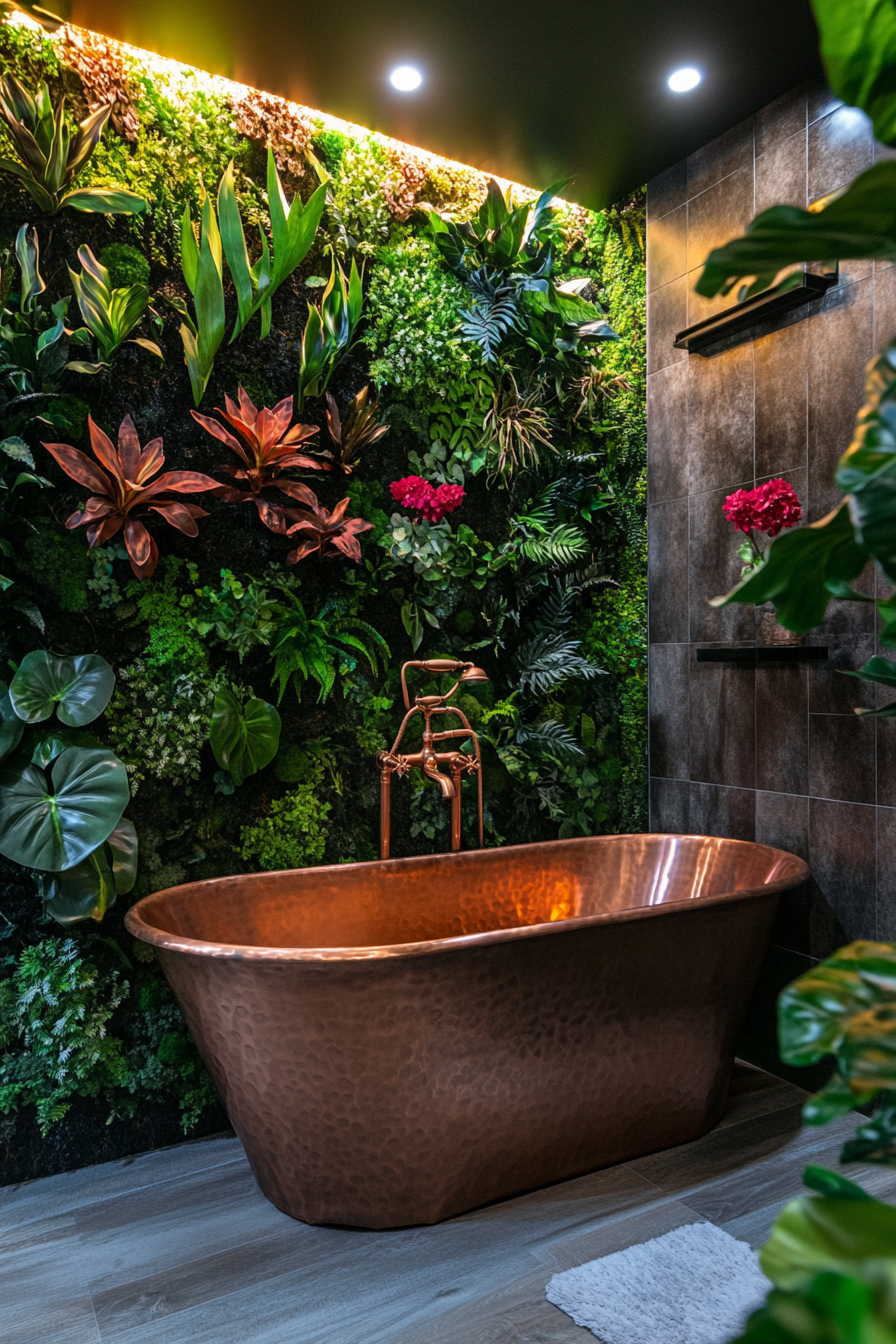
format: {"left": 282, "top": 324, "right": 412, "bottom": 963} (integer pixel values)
{"left": 3, "top": 1064, "right": 895, "bottom": 1344}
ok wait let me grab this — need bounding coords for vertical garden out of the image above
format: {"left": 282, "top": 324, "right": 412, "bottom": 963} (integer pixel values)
{"left": 0, "top": 16, "right": 646, "bottom": 1180}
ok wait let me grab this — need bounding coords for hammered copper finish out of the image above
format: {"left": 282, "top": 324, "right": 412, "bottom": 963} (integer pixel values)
{"left": 124, "top": 834, "right": 809, "bottom": 1229}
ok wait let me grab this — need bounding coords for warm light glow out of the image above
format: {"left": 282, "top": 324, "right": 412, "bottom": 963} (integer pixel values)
{"left": 8, "top": 9, "right": 45, "bottom": 31}
{"left": 389, "top": 65, "right": 423, "bottom": 92}
{"left": 668, "top": 67, "right": 701, "bottom": 93}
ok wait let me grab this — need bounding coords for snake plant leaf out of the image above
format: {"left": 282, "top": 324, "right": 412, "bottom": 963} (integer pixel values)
{"left": 710, "top": 501, "right": 869, "bottom": 630}
{"left": 209, "top": 688, "right": 281, "bottom": 787}
{"left": 60, "top": 187, "right": 147, "bottom": 215}
{"left": 812, "top": 0, "right": 896, "bottom": 147}
{"left": 696, "top": 161, "right": 896, "bottom": 299}
{"left": 9, "top": 650, "right": 115, "bottom": 726}
{"left": 759, "top": 1189, "right": 896, "bottom": 1289}
{"left": 39, "top": 840, "right": 117, "bottom": 923}
{"left": 0, "top": 745, "right": 129, "bottom": 870}
{"left": 0, "top": 683, "right": 24, "bottom": 760}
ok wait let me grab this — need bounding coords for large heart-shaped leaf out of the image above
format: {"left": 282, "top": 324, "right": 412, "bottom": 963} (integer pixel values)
{"left": 760, "top": 1190, "right": 896, "bottom": 1288}
{"left": 209, "top": 688, "right": 281, "bottom": 787}
{"left": 0, "top": 683, "right": 24, "bottom": 760}
{"left": 0, "top": 745, "right": 129, "bottom": 871}
{"left": 10, "top": 651, "right": 115, "bottom": 726}
{"left": 39, "top": 842, "right": 117, "bottom": 924}
{"left": 28, "top": 724, "right": 98, "bottom": 767}
{"left": 812, "top": 0, "right": 896, "bottom": 148}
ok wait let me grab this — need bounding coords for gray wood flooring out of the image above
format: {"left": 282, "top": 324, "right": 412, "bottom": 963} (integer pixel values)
{"left": 3, "top": 1063, "right": 896, "bottom": 1344}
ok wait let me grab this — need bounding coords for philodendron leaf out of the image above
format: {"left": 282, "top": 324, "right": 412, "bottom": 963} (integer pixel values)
{"left": 0, "top": 745, "right": 129, "bottom": 871}
{"left": 841, "top": 1101, "right": 896, "bottom": 1165}
{"left": 710, "top": 502, "right": 869, "bottom": 631}
{"left": 836, "top": 335, "right": 896, "bottom": 583}
{"left": 802, "top": 1166, "right": 874, "bottom": 1201}
{"left": 28, "top": 724, "right": 97, "bottom": 767}
{"left": 779, "top": 942, "right": 896, "bottom": 1065}
{"left": 696, "top": 161, "right": 896, "bottom": 299}
{"left": 107, "top": 817, "right": 138, "bottom": 894}
{"left": 0, "top": 683, "right": 24, "bottom": 760}
{"left": 209, "top": 688, "right": 281, "bottom": 787}
{"left": 759, "top": 1189, "right": 896, "bottom": 1289}
{"left": 812, "top": 0, "right": 896, "bottom": 147}
{"left": 9, "top": 650, "right": 115, "bottom": 726}
{"left": 39, "top": 841, "right": 117, "bottom": 924}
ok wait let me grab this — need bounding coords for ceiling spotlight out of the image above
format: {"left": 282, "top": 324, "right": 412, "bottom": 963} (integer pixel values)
{"left": 389, "top": 65, "right": 423, "bottom": 92}
{"left": 668, "top": 67, "right": 701, "bottom": 93}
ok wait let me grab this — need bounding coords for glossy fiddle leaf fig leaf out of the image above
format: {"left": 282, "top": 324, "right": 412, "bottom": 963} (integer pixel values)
{"left": 9, "top": 650, "right": 115, "bottom": 726}
{"left": 812, "top": 0, "right": 896, "bottom": 147}
{"left": 209, "top": 688, "right": 281, "bottom": 787}
{"left": 710, "top": 502, "right": 868, "bottom": 631}
{"left": 0, "top": 683, "right": 24, "bottom": 760}
{"left": 0, "top": 745, "right": 129, "bottom": 871}
{"left": 696, "top": 161, "right": 896, "bottom": 299}
{"left": 38, "top": 840, "right": 117, "bottom": 923}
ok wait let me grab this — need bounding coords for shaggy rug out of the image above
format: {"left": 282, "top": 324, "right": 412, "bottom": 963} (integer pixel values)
{"left": 545, "top": 1221, "right": 769, "bottom": 1344}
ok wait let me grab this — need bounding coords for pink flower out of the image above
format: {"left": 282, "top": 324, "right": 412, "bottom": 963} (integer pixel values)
{"left": 723, "top": 479, "right": 802, "bottom": 537}
{"left": 390, "top": 475, "right": 465, "bottom": 524}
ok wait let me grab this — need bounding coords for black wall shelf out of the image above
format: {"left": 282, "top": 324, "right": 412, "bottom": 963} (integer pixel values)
{"left": 696, "top": 647, "right": 829, "bottom": 663}
{"left": 674, "top": 271, "right": 838, "bottom": 355}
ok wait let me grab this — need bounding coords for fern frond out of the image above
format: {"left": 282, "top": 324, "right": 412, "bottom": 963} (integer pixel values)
{"left": 460, "top": 292, "right": 519, "bottom": 363}
{"left": 516, "top": 718, "right": 584, "bottom": 761}
{"left": 514, "top": 631, "right": 606, "bottom": 696}
{"left": 518, "top": 523, "right": 589, "bottom": 566}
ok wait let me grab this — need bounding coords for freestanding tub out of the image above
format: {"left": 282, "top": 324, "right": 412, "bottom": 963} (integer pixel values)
{"left": 125, "top": 833, "right": 808, "bottom": 1228}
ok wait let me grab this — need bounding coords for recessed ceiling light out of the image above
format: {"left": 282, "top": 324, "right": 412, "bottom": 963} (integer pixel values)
{"left": 668, "top": 67, "right": 701, "bottom": 93}
{"left": 389, "top": 65, "right": 423, "bottom": 92}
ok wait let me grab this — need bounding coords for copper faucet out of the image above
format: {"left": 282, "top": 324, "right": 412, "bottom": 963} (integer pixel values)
{"left": 376, "top": 658, "right": 489, "bottom": 859}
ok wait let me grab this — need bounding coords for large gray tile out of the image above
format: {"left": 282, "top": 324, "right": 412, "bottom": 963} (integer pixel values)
{"left": 808, "top": 104, "right": 874, "bottom": 200}
{"left": 687, "top": 342, "right": 754, "bottom": 495}
{"left": 687, "top": 117, "right": 754, "bottom": 199}
{"left": 757, "top": 664, "right": 808, "bottom": 795}
{"left": 754, "top": 85, "right": 807, "bottom": 158}
{"left": 689, "top": 660, "right": 756, "bottom": 789}
{"left": 647, "top": 362, "right": 689, "bottom": 503}
{"left": 754, "top": 318, "right": 808, "bottom": 479}
{"left": 877, "top": 806, "right": 896, "bottom": 940}
{"left": 647, "top": 203, "right": 687, "bottom": 293}
{"left": 688, "top": 782, "right": 755, "bottom": 842}
{"left": 875, "top": 259, "right": 896, "bottom": 348}
{"left": 649, "top": 777, "right": 690, "bottom": 833}
{"left": 809, "top": 637, "right": 877, "bottom": 713}
{"left": 647, "top": 276, "right": 688, "bottom": 376}
{"left": 649, "top": 643, "right": 690, "bottom": 779}
{"left": 687, "top": 166, "right": 755, "bottom": 275}
{"left": 649, "top": 499, "right": 689, "bottom": 643}
{"left": 648, "top": 159, "right": 688, "bottom": 221}
{"left": 755, "top": 791, "right": 809, "bottom": 861}
{"left": 807, "top": 278, "right": 874, "bottom": 518}
{"left": 688, "top": 488, "right": 755, "bottom": 644}
{"left": 809, "top": 798, "right": 877, "bottom": 939}
{"left": 755, "top": 130, "right": 807, "bottom": 215}
{"left": 880, "top": 719, "right": 896, "bottom": 808}
{"left": 808, "top": 713, "right": 875, "bottom": 805}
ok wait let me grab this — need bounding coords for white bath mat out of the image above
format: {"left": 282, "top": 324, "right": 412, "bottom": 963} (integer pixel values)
{"left": 545, "top": 1221, "right": 769, "bottom": 1344}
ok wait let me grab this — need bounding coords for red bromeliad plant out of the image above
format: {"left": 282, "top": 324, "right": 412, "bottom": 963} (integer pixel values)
{"left": 43, "top": 415, "right": 221, "bottom": 579}
{"left": 285, "top": 495, "right": 372, "bottom": 564}
{"left": 191, "top": 387, "right": 323, "bottom": 534}
{"left": 724, "top": 478, "right": 802, "bottom": 576}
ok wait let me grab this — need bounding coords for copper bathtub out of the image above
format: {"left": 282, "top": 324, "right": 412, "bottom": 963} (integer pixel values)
{"left": 125, "top": 834, "right": 808, "bottom": 1228}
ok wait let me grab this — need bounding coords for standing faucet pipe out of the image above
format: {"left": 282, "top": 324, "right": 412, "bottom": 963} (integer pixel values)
{"left": 377, "top": 658, "right": 489, "bottom": 859}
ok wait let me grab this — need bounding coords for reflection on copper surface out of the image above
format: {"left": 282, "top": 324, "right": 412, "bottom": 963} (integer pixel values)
{"left": 126, "top": 834, "right": 809, "bottom": 1228}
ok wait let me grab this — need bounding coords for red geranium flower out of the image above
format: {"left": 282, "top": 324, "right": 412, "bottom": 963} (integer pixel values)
{"left": 390, "top": 475, "right": 465, "bottom": 524}
{"left": 723, "top": 479, "right": 802, "bottom": 537}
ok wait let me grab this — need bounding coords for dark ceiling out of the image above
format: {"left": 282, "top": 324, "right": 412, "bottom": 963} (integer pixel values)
{"left": 70, "top": 0, "right": 823, "bottom": 209}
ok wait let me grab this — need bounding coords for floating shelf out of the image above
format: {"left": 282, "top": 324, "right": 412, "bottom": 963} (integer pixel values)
{"left": 674, "top": 271, "right": 838, "bottom": 354}
{"left": 696, "top": 647, "right": 829, "bottom": 664}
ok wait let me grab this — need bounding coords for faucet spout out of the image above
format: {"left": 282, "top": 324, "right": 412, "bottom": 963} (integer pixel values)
{"left": 423, "top": 761, "right": 456, "bottom": 798}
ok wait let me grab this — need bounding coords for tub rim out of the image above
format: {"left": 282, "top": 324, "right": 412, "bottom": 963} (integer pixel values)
{"left": 124, "top": 833, "right": 809, "bottom": 963}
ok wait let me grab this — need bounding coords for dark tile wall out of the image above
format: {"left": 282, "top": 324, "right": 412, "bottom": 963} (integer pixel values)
{"left": 646, "top": 81, "right": 893, "bottom": 1081}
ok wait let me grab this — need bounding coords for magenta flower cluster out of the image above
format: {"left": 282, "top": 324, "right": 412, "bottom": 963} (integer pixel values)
{"left": 390, "top": 475, "right": 465, "bottom": 523}
{"left": 723, "top": 478, "right": 802, "bottom": 537}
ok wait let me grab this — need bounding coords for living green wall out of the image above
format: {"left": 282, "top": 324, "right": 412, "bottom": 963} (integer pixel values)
{"left": 0, "top": 19, "right": 646, "bottom": 1181}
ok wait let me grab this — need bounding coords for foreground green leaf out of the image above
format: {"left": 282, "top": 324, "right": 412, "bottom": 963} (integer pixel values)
{"left": 0, "top": 746, "right": 129, "bottom": 871}
{"left": 812, "top": 0, "right": 896, "bottom": 147}
{"left": 9, "top": 651, "right": 115, "bottom": 726}
{"left": 209, "top": 688, "right": 281, "bottom": 787}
